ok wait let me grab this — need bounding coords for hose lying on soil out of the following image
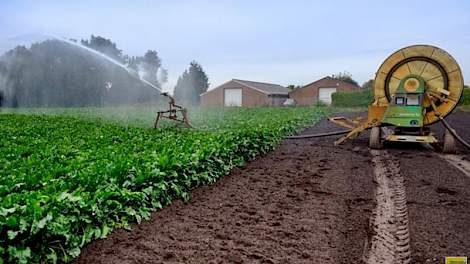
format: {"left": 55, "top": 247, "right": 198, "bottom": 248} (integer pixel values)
{"left": 284, "top": 115, "right": 470, "bottom": 149}
{"left": 286, "top": 130, "right": 351, "bottom": 139}
{"left": 439, "top": 116, "right": 470, "bottom": 149}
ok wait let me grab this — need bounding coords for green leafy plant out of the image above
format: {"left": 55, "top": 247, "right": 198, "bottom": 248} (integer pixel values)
{"left": 0, "top": 107, "right": 327, "bottom": 263}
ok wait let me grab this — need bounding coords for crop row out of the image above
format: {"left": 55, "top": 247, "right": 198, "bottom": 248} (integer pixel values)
{"left": 0, "top": 107, "right": 327, "bottom": 263}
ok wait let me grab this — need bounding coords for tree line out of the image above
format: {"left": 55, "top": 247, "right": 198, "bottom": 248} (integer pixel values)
{"left": 0, "top": 35, "right": 210, "bottom": 107}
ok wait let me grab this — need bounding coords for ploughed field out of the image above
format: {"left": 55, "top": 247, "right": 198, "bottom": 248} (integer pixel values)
{"left": 0, "top": 107, "right": 328, "bottom": 263}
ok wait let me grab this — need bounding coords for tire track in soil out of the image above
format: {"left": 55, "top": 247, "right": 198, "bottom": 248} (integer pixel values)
{"left": 393, "top": 147, "right": 470, "bottom": 263}
{"left": 364, "top": 150, "right": 411, "bottom": 264}
{"left": 403, "top": 111, "right": 470, "bottom": 262}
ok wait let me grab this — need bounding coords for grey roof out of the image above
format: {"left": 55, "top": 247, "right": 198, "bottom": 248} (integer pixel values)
{"left": 233, "top": 79, "right": 290, "bottom": 95}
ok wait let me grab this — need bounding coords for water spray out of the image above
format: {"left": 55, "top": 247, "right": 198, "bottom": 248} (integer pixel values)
{"left": 50, "top": 35, "right": 192, "bottom": 128}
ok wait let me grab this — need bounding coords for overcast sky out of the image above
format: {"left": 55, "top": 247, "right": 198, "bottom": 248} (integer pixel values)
{"left": 1, "top": 0, "right": 469, "bottom": 92}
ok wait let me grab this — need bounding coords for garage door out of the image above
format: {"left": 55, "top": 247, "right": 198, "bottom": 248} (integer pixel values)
{"left": 318, "top": 87, "right": 337, "bottom": 104}
{"left": 224, "top": 88, "right": 242, "bottom": 106}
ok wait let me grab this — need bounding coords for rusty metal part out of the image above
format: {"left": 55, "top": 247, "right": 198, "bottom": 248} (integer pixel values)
{"left": 154, "top": 93, "right": 193, "bottom": 129}
{"left": 367, "top": 105, "right": 387, "bottom": 125}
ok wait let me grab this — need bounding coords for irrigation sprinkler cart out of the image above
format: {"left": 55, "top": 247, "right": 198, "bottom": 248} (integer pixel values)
{"left": 328, "top": 45, "right": 465, "bottom": 153}
{"left": 154, "top": 92, "right": 193, "bottom": 129}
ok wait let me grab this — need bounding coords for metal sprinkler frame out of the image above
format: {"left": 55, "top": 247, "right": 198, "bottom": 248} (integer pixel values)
{"left": 154, "top": 92, "right": 193, "bottom": 129}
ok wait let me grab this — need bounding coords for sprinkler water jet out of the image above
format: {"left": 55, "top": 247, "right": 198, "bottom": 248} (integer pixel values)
{"left": 50, "top": 35, "right": 191, "bottom": 128}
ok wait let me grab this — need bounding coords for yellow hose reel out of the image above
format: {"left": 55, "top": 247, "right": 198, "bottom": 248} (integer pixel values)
{"left": 373, "top": 45, "right": 464, "bottom": 125}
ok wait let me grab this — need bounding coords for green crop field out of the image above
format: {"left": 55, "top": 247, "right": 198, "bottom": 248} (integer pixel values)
{"left": 0, "top": 106, "right": 327, "bottom": 263}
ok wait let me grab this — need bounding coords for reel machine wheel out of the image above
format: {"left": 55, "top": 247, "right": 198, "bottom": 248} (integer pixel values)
{"left": 369, "top": 126, "right": 382, "bottom": 149}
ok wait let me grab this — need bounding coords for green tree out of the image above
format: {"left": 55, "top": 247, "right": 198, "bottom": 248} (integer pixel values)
{"left": 0, "top": 61, "right": 4, "bottom": 106}
{"left": 362, "top": 79, "right": 374, "bottom": 90}
{"left": 0, "top": 35, "right": 167, "bottom": 107}
{"left": 81, "top": 35, "right": 124, "bottom": 62}
{"left": 331, "top": 71, "right": 359, "bottom": 86}
{"left": 159, "top": 68, "right": 168, "bottom": 84}
{"left": 286, "top": 84, "right": 302, "bottom": 90}
{"left": 173, "top": 61, "right": 209, "bottom": 105}
{"left": 141, "top": 50, "right": 161, "bottom": 87}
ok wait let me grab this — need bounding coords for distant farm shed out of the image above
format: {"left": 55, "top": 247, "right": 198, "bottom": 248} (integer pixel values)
{"left": 200, "top": 79, "right": 290, "bottom": 107}
{"left": 289, "top": 76, "right": 361, "bottom": 105}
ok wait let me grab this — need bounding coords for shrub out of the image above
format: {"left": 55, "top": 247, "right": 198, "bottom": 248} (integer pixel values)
{"left": 331, "top": 89, "right": 373, "bottom": 107}
{"left": 460, "top": 88, "right": 470, "bottom": 105}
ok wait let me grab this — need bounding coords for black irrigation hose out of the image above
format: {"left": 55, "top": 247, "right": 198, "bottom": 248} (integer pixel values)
{"left": 286, "top": 129, "right": 351, "bottom": 139}
{"left": 439, "top": 116, "right": 470, "bottom": 149}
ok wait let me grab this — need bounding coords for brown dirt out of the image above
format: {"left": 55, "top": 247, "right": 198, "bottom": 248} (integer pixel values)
{"left": 365, "top": 150, "right": 411, "bottom": 264}
{"left": 75, "top": 111, "right": 470, "bottom": 264}
{"left": 75, "top": 113, "right": 375, "bottom": 264}
{"left": 378, "top": 111, "right": 470, "bottom": 262}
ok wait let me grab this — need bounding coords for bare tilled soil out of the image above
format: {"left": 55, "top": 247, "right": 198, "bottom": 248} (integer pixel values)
{"left": 365, "top": 150, "right": 411, "bottom": 264}
{"left": 393, "top": 111, "right": 470, "bottom": 263}
{"left": 76, "top": 111, "right": 470, "bottom": 264}
{"left": 76, "top": 114, "right": 375, "bottom": 264}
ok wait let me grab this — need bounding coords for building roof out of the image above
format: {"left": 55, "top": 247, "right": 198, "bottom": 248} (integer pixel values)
{"left": 231, "top": 79, "right": 290, "bottom": 95}
{"left": 298, "top": 76, "right": 361, "bottom": 91}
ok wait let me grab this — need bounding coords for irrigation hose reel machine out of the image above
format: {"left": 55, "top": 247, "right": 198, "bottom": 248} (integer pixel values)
{"left": 329, "top": 45, "right": 466, "bottom": 153}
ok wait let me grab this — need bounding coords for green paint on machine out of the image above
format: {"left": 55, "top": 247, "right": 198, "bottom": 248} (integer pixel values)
{"left": 382, "top": 75, "right": 426, "bottom": 128}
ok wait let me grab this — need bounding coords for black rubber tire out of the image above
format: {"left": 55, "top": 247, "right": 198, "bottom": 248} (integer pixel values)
{"left": 369, "top": 126, "right": 382, "bottom": 149}
{"left": 442, "top": 129, "right": 456, "bottom": 154}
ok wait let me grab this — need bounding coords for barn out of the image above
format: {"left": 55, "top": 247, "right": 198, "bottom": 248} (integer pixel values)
{"left": 200, "top": 79, "right": 290, "bottom": 107}
{"left": 289, "top": 76, "right": 361, "bottom": 105}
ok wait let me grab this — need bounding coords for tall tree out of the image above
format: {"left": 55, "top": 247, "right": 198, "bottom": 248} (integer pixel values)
{"left": 0, "top": 61, "right": 4, "bottom": 106}
{"left": 331, "top": 71, "right": 359, "bottom": 86}
{"left": 141, "top": 50, "right": 162, "bottom": 87}
{"left": 158, "top": 68, "right": 168, "bottom": 84}
{"left": 0, "top": 35, "right": 167, "bottom": 107}
{"left": 1, "top": 46, "right": 32, "bottom": 107}
{"left": 173, "top": 61, "right": 209, "bottom": 105}
{"left": 81, "top": 35, "right": 124, "bottom": 63}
